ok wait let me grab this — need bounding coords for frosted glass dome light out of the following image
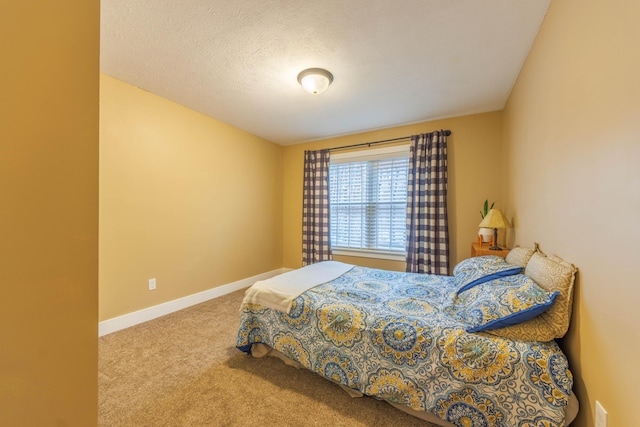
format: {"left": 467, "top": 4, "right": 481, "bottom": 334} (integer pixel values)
{"left": 297, "top": 68, "right": 334, "bottom": 95}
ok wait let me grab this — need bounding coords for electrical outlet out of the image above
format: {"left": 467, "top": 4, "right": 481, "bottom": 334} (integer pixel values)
{"left": 595, "top": 400, "right": 608, "bottom": 427}
{"left": 148, "top": 278, "right": 156, "bottom": 291}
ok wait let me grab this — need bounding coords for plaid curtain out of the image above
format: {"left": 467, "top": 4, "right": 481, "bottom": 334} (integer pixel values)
{"left": 406, "top": 131, "right": 449, "bottom": 274}
{"left": 302, "top": 149, "right": 332, "bottom": 266}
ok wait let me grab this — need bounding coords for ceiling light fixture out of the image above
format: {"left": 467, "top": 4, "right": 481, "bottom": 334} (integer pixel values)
{"left": 297, "top": 68, "right": 334, "bottom": 95}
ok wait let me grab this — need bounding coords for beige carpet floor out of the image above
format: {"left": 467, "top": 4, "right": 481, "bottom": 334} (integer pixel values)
{"left": 99, "top": 288, "right": 437, "bottom": 426}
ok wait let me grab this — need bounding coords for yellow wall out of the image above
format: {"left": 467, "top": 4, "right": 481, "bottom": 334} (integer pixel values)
{"left": 282, "top": 112, "right": 504, "bottom": 271}
{"left": 503, "top": 0, "right": 640, "bottom": 426}
{"left": 0, "top": 1, "right": 99, "bottom": 425}
{"left": 99, "top": 75, "right": 283, "bottom": 320}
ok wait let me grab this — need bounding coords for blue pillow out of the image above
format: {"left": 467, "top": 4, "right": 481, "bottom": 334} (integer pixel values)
{"left": 453, "top": 256, "right": 522, "bottom": 294}
{"left": 455, "top": 274, "right": 559, "bottom": 333}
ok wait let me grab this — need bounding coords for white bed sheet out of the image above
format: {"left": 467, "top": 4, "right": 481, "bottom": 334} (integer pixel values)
{"left": 241, "top": 261, "right": 354, "bottom": 313}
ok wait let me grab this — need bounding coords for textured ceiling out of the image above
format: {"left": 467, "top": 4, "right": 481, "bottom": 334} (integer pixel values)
{"left": 100, "top": 0, "right": 550, "bottom": 145}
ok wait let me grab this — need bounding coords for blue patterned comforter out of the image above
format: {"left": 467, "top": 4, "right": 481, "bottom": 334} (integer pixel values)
{"left": 236, "top": 266, "right": 573, "bottom": 427}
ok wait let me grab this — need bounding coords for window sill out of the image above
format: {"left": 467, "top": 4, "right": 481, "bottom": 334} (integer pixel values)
{"left": 332, "top": 248, "right": 406, "bottom": 262}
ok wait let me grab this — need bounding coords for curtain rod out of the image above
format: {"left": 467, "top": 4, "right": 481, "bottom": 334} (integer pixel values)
{"left": 327, "top": 130, "right": 451, "bottom": 152}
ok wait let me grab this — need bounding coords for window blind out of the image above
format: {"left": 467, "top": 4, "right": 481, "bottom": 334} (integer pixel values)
{"left": 329, "top": 156, "right": 409, "bottom": 252}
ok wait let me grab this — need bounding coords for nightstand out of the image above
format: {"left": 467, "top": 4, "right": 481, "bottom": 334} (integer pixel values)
{"left": 471, "top": 242, "right": 510, "bottom": 258}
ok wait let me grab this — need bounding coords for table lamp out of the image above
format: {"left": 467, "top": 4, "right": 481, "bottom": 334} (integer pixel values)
{"left": 478, "top": 209, "right": 511, "bottom": 250}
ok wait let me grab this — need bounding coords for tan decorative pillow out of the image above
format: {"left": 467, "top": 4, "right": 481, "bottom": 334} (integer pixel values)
{"left": 488, "top": 250, "right": 577, "bottom": 342}
{"left": 505, "top": 243, "right": 539, "bottom": 268}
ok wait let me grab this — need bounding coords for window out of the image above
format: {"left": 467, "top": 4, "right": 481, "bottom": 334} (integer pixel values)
{"left": 329, "top": 145, "right": 409, "bottom": 261}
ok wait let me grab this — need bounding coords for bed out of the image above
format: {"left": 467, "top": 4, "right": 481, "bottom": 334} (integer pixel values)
{"left": 236, "top": 247, "right": 579, "bottom": 426}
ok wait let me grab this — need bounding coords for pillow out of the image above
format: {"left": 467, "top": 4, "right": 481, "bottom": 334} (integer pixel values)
{"left": 505, "top": 243, "right": 538, "bottom": 267}
{"left": 453, "top": 256, "right": 522, "bottom": 294}
{"left": 455, "top": 274, "right": 559, "bottom": 333}
{"left": 487, "top": 251, "right": 577, "bottom": 341}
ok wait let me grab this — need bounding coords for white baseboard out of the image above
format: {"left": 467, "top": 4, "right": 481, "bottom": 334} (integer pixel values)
{"left": 99, "top": 268, "right": 290, "bottom": 337}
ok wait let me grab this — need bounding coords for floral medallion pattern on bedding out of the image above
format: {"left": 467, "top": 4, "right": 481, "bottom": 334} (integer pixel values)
{"left": 449, "top": 274, "right": 559, "bottom": 333}
{"left": 236, "top": 266, "right": 573, "bottom": 427}
{"left": 433, "top": 387, "right": 505, "bottom": 426}
{"left": 437, "top": 329, "right": 520, "bottom": 385}
{"left": 487, "top": 251, "right": 578, "bottom": 342}
{"left": 316, "top": 302, "right": 367, "bottom": 347}
{"left": 314, "top": 348, "right": 361, "bottom": 389}
{"left": 452, "top": 255, "right": 523, "bottom": 294}
{"left": 241, "top": 316, "right": 265, "bottom": 346}
{"left": 279, "top": 295, "right": 313, "bottom": 329}
{"left": 365, "top": 368, "right": 426, "bottom": 408}
{"left": 272, "top": 332, "right": 311, "bottom": 368}
{"left": 388, "top": 298, "right": 437, "bottom": 315}
{"left": 371, "top": 316, "right": 433, "bottom": 366}
{"left": 525, "top": 344, "right": 573, "bottom": 407}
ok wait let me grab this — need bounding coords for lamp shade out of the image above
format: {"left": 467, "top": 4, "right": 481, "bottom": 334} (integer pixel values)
{"left": 297, "top": 68, "right": 333, "bottom": 94}
{"left": 478, "top": 209, "right": 511, "bottom": 229}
